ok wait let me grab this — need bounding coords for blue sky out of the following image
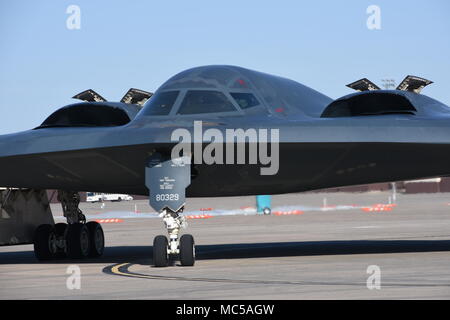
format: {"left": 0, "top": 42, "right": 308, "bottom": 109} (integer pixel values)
{"left": 1, "top": 0, "right": 449, "bottom": 134}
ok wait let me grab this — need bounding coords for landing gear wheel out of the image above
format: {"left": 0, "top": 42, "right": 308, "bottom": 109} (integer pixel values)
{"left": 153, "top": 235, "right": 169, "bottom": 267}
{"left": 179, "top": 234, "right": 195, "bottom": 266}
{"left": 66, "top": 223, "right": 90, "bottom": 259}
{"left": 86, "top": 221, "right": 105, "bottom": 257}
{"left": 33, "top": 224, "right": 57, "bottom": 261}
{"left": 54, "top": 223, "right": 68, "bottom": 258}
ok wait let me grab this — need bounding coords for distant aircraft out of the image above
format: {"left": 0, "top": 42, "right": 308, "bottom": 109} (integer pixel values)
{"left": 0, "top": 65, "right": 446, "bottom": 267}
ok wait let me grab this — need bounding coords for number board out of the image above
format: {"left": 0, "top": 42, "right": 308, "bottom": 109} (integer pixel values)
{"left": 145, "top": 154, "right": 191, "bottom": 212}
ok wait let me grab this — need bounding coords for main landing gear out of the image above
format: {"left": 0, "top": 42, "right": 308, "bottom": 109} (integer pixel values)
{"left": 33, "top": 191, "right": 104, "bottom": 261}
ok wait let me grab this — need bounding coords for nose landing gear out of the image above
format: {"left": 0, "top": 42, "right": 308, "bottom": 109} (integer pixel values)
{"left": 146, "top": 154, "right": 195, "bottom": 267}
{"left": 152, "top": 208, "right": 195, "bottom": 267}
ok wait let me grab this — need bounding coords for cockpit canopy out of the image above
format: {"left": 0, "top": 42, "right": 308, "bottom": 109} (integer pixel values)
{"left": 139, "top": 89, "right": 262, "bottom": 117}
{"left": 137, "top": 65, "right": 332, "bottom": 119}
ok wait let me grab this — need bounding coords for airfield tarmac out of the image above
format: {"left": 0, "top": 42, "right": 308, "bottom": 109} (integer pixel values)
{"left": 1, "top": 191, "right": 450, "bottom": 299}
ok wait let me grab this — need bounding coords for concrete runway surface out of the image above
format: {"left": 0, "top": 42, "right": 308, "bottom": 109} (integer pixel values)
{"left": 1, "top": 191, "right": 450, "bottom": 299}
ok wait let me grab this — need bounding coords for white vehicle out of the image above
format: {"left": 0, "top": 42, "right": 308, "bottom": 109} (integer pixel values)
{"left": 86, "top": 192, "right": 133, "bottom": 203}
{"left": 86, "top": 192, "right": 103, "bottom": 203}
{"left": 102, "top": 193, "right": 133, "bottom": 202}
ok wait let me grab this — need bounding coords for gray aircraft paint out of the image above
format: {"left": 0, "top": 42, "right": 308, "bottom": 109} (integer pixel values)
{"left": 0, "top": 65, "right": 449, "bottom": 197}
{"left": 146, "top": 155, "right": 191, "bottom": 212}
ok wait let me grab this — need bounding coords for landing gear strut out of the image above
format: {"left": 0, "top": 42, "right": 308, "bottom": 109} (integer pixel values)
{"left": 146, "top": 154, "right": 195, "bottom": 267}
{"left": 152, "top": 207, "right": 195, "bottom": 267}
{"left": 33, "top": 190, "right": 104, "bottom": 261}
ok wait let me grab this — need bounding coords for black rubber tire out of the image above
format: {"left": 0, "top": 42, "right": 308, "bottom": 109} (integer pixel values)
{"left": 54, "top": 223, "right": 67, "bottom": 236}
{"left": 66, "top": 223, "right": 90, "bottom": 259}
{"left": 179, "top": 234, "right": 195, "bottom": 266}
{"left": 153, "top": 235, "right": 169, "bottom": 267}
{"left": 86, "top": 221, "right": 105, "bottom": 257}
{"left": 34, "top": 224, "right": 57, "bottom": 261}
{"left": 54, "top": 223, "right": 68, "bottom": 258}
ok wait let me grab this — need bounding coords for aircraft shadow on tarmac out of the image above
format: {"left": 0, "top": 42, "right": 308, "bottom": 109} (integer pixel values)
{"left": 1, "top": 239, "right": 450, "bottom": 265}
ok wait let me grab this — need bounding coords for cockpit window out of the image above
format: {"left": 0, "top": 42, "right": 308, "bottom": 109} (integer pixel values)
{"left": 230, "top": 92, "right": 260, "bottom": 109}
{"left": 177, "top": 90, "right": 237, "bottom": 115}
{"left": 141, "top": 91, "right": 179, "bottom": 116}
